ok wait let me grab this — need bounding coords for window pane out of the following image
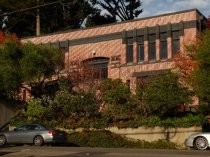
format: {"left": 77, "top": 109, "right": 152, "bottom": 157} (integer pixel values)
{"left": 126, "top": 45, "right": 133, "bottom": 63}
{"left": 149, "top": 43, "right": 156, "bottom": 61}
{"left": 148, "top": 34, "right": 156, "bottom": 61}
{"left": 172, "top": 39, "right": 180, "bottom": 55}
{"left": 137, "top": 44, "right": 144, "bottom": 62}
{"left": 160, "top": 41, "right": 168, "bottom": 59}
{"left": 172, "top": 30, "right": 180, "bottom": 56}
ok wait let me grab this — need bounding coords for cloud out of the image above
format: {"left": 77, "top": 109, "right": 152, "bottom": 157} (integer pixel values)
{"left": 140, "top": 0, "right": 210, "bottom": 18}
{"left": 173, "top": 0, "right": 209, "bottom": 9}
{"left": 142, "top": 0, "right": 156, "bottom": 6}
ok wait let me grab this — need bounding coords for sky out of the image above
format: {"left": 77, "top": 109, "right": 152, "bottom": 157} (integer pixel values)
{"left": 140, "top": 0, "right": 210, "bottom": 18}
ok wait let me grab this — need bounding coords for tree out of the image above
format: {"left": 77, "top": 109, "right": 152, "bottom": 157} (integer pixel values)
{"left": 188, "top": 30, "right": 210, "bottom": 104}
{"left": 142, "top": 72, "right": 191, "bottom": 117}
{"left": 0, "top": 31, "right": 63, "bottom": 98}
{"left": 92, "top": 0, "right": 143, "bottom": 21}
{"left": 0, "top": 0, "right": 108, "bottom": 37}
{"left": 0, "top": 32, "right": 19, "bottom": 44}
{"left": 205, "top": 15, "right": 210, "bottom": 29}
{"left": 0, "top": 33, "right": 22, "bottom": 98}
{"left": 0, "top": 0, "right": 37, "bottom": 37}
{"left": 21, "top": 43, "right": 64, "bottom": 97}
{"left": 173, "top": 45, "right": 198, "bottom": 85}
{"left": 85, "top": 12, "right": 116, "bottom": 27}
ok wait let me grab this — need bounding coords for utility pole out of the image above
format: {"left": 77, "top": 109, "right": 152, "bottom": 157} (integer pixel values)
{"left": 0, "top": 0, "right": 77, "bottom": 34}
{"left": 36, "top": 0, "right": 40, "bottom": 36}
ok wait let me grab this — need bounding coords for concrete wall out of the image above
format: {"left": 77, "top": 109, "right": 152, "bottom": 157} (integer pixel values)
{"left": 107, "top": 126, "right": 202, "bottom": 146}
{"left": 0, "top": 101, "right": 16, "bottom": 127}
{"left": 73, "top": 126, "right": 202, "bottom": 146}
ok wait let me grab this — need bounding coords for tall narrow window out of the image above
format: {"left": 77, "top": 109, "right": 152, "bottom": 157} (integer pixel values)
{"left": 160, "top": 32, "right": 168, "bottom": 60}
{"left": 137, "top": 36, "right": 144, "bottom": 62}
{"left": 172, "top": 30, "right": 180, "bottom": 56}
{"left": 148, "top": 34, "right": 156, "bottom": 61}
{"left": 126, "top": 37, "right": 133, "bottom": 63}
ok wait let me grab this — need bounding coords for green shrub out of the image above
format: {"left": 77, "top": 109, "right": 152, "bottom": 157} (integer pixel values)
{"left": 10, "top": 116, "right": 28, "bottom": 127}
{"left": 141, "top": 114, "right": 206, "bottom": 128}
{"left": 67, "top": 130, "right": 178, "bottom": 149}
{"left": 67, "top": 130, "right": 128, "bottom": 148}
{"left": 63, "top": 91, "right": 98, "bottom": 118}
{"left": 26, "top": 98, "right": 46, "bottom": 118}
{"left": 142, "top": 72, "right": 191, "bottom": 117}
{"left": 99, "top": 79, "right": 130, "bottom": 105}
{"left": 149, "top": 139, "right": 177, "bottom": 149}
{"left": 197, "top": 102, "right": 210, "bottom": 116}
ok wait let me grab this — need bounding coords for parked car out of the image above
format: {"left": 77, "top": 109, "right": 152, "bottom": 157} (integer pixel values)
{"left": 185, "top": 132, "right": 210, "bottom": 150}
{"left": 0, "top": 123, "right": 67, "bottom": 146}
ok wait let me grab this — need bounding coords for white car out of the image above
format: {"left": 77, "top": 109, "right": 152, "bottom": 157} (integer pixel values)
{"left": 185, "top": 132, "right": 210, "bottom": 150}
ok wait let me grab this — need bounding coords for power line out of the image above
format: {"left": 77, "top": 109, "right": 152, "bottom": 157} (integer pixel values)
{"left": 0, "top": 1, "right": 60, "bottom": 17}
{"left": 0, "top": 0, "right": 79, "bottom": 17}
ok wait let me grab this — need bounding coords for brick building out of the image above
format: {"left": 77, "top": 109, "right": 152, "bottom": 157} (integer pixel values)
{"left": 22, "top": 9, "right": 206, "bottom": 91}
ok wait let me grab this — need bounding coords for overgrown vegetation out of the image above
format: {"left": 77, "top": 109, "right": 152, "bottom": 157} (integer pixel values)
{"left": 67, "top": 130, "right": 178, "bottom": 149}
{"left": 142, "top": 72, "right": 191, "bottom": 117}
{"left": 10, "top": 74, "right": 207, "bottom": 129}
{"left": 0, "top": 32, "right": 63, "bottom": 99}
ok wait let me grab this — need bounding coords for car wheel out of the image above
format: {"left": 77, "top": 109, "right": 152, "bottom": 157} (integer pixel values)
{"left": 193, "top": 136, "right": 208, "bottom": 150}
{"left": 0, "top": 135, "right": 6, "bottom": 146}
{"left": 33, "top": 136, "right": 44, "bottom": 146}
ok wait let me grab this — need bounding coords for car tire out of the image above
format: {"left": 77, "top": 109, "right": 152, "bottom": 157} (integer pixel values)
{"left": 33, "top": 136, "right": 44, "bottom": 146}
{"left": 193, "top": 136, "right": 208, "bottom": 150}
{"left": 0, "top": 135, "right": 6, "bottom": 146}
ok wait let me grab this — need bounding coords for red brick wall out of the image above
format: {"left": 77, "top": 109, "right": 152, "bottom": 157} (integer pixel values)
{"left": 22, "top": 9, "right": 202, "bottom": 90}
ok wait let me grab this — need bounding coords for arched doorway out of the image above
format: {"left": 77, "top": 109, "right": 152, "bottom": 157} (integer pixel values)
{"left": 82, "top": 57, "right": 109, "bottom": 80}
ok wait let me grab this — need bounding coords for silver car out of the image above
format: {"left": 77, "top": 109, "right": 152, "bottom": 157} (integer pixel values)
{"left": 185, "top": 132, "right": 210, "bottom": 150}
{"left": 0, "top": 124, "right": 67, "bottom": 146}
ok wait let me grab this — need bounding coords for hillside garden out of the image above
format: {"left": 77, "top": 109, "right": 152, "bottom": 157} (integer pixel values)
{"left": 1, "top": 30, "right": 210, "bottom": 148}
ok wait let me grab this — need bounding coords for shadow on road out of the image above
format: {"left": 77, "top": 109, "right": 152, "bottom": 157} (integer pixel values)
{"left": 0, "top": 152, "right": 14, "bottom": 156}
{"left": 56, "top": 151, "right": 108, "bottom": 157}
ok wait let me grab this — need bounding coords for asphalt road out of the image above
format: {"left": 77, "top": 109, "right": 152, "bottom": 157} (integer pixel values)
{"left": 0, "top": 146, "right": 210, "bottom": 157}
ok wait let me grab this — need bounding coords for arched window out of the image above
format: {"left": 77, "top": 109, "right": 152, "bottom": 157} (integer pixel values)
{"left": 82, "top": 57, "right": 109, "bottom": 80}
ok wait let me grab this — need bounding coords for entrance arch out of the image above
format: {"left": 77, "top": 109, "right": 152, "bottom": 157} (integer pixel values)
{"left": 82, "top": 57, "right": 109, "bottom": 80}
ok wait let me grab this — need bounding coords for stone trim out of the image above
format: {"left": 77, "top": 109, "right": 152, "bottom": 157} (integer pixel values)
{"left": 23, "top": 8, "right": 205, "bottom": 41}
{"left": 44, "top": 20, "right": 198, "bottom": 47}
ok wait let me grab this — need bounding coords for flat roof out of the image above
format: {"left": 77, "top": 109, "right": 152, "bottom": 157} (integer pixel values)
{"left": 22, "top": 8, "right": 206, "bottom": 40}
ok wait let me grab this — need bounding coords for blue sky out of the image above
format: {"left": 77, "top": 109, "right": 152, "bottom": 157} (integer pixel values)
{"left": 140, "top": 0, "right": 210, "bottom": 18}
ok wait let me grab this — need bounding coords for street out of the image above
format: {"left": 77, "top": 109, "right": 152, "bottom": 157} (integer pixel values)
{"left": 0, "top": 146, "right": 210, "bottom": 157}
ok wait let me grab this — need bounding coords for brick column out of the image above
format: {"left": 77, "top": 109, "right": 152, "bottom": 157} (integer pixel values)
{"left": 122, "top": 44, "right": 127, "bottom": 64}
{"left": 133, "top": 42, "right": 137, "bottom": 64}
{"left": 167, "top": 37, "right": 172, "bottom": 59}
{"left": 180, "top": 36, "right": 184, "bottom": 53}
{"left": 156, "top": 39, "right": 160, "bottom": 61}
{"left": 144, "top": 40, "right": 148, "bottom": 62}
{"left": 130, "top": 77, "right": 137, "bottom": 94}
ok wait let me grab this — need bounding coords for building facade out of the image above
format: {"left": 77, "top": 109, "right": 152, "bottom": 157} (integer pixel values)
{"left": 22, "top": 9, "right": 206, "bottom": 91}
